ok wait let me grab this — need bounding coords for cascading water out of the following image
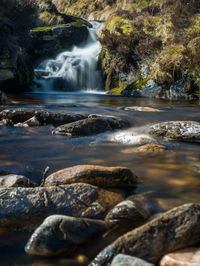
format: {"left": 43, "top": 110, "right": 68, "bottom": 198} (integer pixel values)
{"left": 34, "top": 21, "right": 103, "bottom": 92}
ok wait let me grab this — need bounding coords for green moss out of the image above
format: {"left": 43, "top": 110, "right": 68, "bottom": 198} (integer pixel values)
{"left": 106, "top": 16, "right": 134, "bottom": 36}
{"left": 109, "top": 88, "right": 124, "bottom": 95}
{"left": 30, "top": 24, "right": 69, "bottom": 32}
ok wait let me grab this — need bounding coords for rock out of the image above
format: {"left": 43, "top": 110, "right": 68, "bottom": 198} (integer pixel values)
{"left": 25, "top": 215, "right": 109, "bottom": 256}
{"left": 0, "top": 174, "right": 33, "bottom": 188}
{"left": 0, "top": 183, "right": 124, "bottom": 228}
{"left": 0, "top": 108, "right": 87, "bottom": 127}
{"left": 149, "top": 121, "right": 200, "bottom": 142}
{"left": 111, "top": 254, "right": 154, "bottom": 266}
{"left": 121, "top": 144, "right": 167, "bottom": 154}
{"left": 160, "top": 247, "right": 200, "bottom": 266}
{"left": 105, "top": 200, "right": 148, "bottom": 226}
{"left": 122, "top": 107, "right": 162, "bottom": 112}
{"left": 90, "top": 204, "right": 200, "bottom": 265}
{"left": 52, "top": 116, "right": 130, "bottom": 137}
{"left": 45, "top": 165, "right": 138, "bottom": 188}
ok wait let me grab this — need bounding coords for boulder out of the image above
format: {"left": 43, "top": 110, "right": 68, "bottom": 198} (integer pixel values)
{"left": 90, "top": 204, "right": 200, "bottom": 265}
{"left": 160, "top": 247, "right": 200, "bottom": 266}
{"left": 105, "top": 200, "right": 148, "bottom": 225}
{"left": 0, "top": 174, "right": 33, "bottom": 188}
{"left": 111, "top": 254, "right": 154, "bottom": 266}
{"left": 149, "top": 121, "right": 200, "bottom": 142}
{"left": 0, "top": 183, "right": 124, "bottom": 228}
{"left": 44, "top": 165, "right": 138, "bottom": 188}
{"left": 0, "top": 108, "right": 87, "bottom": 127}
{"left": 52, "top": 116, "right": 130, "bottom": 137}
{"left": 25, "top": 215, "right": 109, "bottom": 256}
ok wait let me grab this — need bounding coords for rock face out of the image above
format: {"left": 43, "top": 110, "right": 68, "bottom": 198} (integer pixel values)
{"left": 160, "top": 247, "right": 200, "bottom": 266}
{"left": 52, "top": 116, "right": 130, "bottom": 136}
{"left": 25, "top": 215, "right": 109, "bottom": 256}
{"left": 0, "top": 18, "right": 33, "bottom": 91}
{"left": 111, "top": 254, "right": 154, "bottom": 266}
{"left": 45, "top": 165, "right": 138, "bottom": 188}
{"left": 0, "top": 175, "right": 33, "bottom": 188}
{"left": 0, "top": 183, "right": 124, "bottom": 228}
{"left": 90, "top": 204, "right": 200, "bottom": 265}
{"left": 0, "top": 108, "right": 87, "bottom": 127}
{"left": 149, "top": 121, "right": 200, "bottom": 142}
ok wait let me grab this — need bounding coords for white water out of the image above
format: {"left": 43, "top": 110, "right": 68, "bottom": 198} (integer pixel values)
{"left": 34, "top": 21, "right": 104, "bottom": 92}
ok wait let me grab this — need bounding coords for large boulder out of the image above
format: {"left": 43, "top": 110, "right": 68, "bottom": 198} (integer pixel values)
{"left": 90, "top": 204, "right": 200, "bottom": 265}
{"left": 25, "top": 215, "right": 109, "bottom": 256}
{"left": 52, "top": 116, "right": 130, "bottom": 137}
{"left": 44, "top": 165, "right": 138, "bottom": 188}
{"left": 149, "top": 121, "right": 200, "bottom": 142}
{"left": 0, "top": 183, "right": 124, "bottom": 228}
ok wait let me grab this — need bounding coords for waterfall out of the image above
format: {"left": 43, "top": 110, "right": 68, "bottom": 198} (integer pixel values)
{"left": 34, "top": 21, "right": 103, "bottom": 92}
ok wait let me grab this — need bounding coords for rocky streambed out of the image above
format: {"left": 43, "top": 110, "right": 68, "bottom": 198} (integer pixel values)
{"left": 0, "top": 93, "right": 200, "bottom": 265}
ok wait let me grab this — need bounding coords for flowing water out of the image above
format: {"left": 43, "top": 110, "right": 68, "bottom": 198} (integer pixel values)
{"left": 0, "top": 21, "right": 200, "bottom": 265}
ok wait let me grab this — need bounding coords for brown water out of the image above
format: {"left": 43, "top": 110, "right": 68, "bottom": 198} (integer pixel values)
{"left": 0, "top": 91, "right": 200, "bottom": 265}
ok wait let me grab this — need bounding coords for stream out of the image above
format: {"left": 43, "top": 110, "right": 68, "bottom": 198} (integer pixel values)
{"left": 0, "top": 21, "right": 200, "bottom": 266}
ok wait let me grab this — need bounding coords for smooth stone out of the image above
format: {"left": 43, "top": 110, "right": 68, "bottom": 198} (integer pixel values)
{"left": 105, "top": 200, "right": 148, "bottom": 225}
{"left": 0, "top": 174, "right": 33, "bottom": 188}
{"left": 160, "top": 247, "right": 200, "bottom": 266}
{"left": 123, "top": 107, "right": 162, "bottom": 112}
{"left": 52, "top": 116, "right": 130, "bottom": 137}
{"left": 121, "top": 144, "right": 167, "bottom": 154}
{"left": 25, "top": 215, "right": 109, "bottom": 256}
{"left": 0, "top": 183, "right": 124, "bottom": 228}
{"left": 149, "top": 121, "right": 200, "bottom": 142}
{"left": 45, "top": 165, "right": 139, "bottom": 188}
{"left": 90, "top": 204, "right": 200, "bottom": 265}
{"left": 111, "top": 254, "right": 154, "bottom": 266}
{"left": 0, "top": 108, "right": 87, "bottom": 127}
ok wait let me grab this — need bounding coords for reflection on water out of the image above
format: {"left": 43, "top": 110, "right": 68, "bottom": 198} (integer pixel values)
{"left": 0, "top": 91, "right": 200, "bottom": 265}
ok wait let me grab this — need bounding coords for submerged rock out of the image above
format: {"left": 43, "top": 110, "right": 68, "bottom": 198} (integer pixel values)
{"left": 25, "top": 215, "right": 109, "bottom": 256}
{"left": 0, "top": 108, "right": 87, "bottom": 127}
{"left": 0, "top": 174, "right": 33, "bottom": 188}
{"left": 121, "top": 144, "right": 167, "bottom": 154}
{"left": 149, "top": 121, "right": 200, "bottom": 142}
{"left": 121, "top": 106, "right": 162, "bottom": 112}
{"left": 90, "top": 204, "right": 200, "bottom": 265}
{"left": 44, "top": 165, "right": 138, "bottom": 188}
{"left": 52, "top": 116, "right": 130, "bottom": 137}
{"left": 0, "top": 183, "right": 124, "bottom": 228}
{"left": 111, "top": 254, "right": 154, "bottom": 266}
{"left": 160, "top": 247, "right": 200, "bottom": 266}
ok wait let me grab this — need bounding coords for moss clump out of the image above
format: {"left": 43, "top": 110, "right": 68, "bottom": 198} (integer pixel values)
{"left": 30, "top": 24, "right": 68, "bottom": 32}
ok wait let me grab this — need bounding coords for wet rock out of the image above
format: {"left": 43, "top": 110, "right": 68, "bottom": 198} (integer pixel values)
{"left": 105, "top": 200, "right": 148, "bottom": 226}
{"left": 0, "top": 91, "right": 8, "bottom": 104}
{"left": 90, "top": 204, "right": 200, "bottom": 265}
{"left": 52, "top": 116, "right": 130, "bottom": 137}
{"left": 0, "top": 174, "right": 33, "bottom": 188}
{"left": 121, "top": 107, "right": 162, "bottom": 112}
{"left": 45, "top": 165, "right": 138, "bottom": 188}
{"left": 149, "top": 121, "right": 200, "bottom": 142}
{"left": 25, "top": 215, "right": 109, "bottom": 256}
{"left": 0, "top": 108, "right": 87, "bottom": 127}
{"left": 121, "top": 144, "right": 167, "bottom": 154}
{"left": 111, "top": 254, "right": 154, "bottom": 266}
{"left": 0, "top": 183, "right": 124, "bottom": 228}
{"left": 160, "top": 247, "right": 200, "bottom": 266}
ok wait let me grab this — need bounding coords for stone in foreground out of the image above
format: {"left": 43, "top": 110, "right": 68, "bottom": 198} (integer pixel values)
{"left": 25, "top": 215, "right": 109, "bottom": 256}
{"left": 0, "top": 174, "right": 33, "bottom": 188}
{"left": 0, "top": 183, "right": 124, "bottom": 228}
{"left": 45, "top": 165, "right": 138, "bottom": 188}
{"left": 149, "top": 121, "right": 200, "bottom": 142}
{"left": 160, "top": 247, "right": 200, "bottom": 266}
{"left": 90, "top": 204, "right": 200, "bottom": 265}
{"left": 111, "top": 254, "right": 154, "bottom": 266}
{"left": 52, "top": 116, "right": 130, "bottom": 136}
